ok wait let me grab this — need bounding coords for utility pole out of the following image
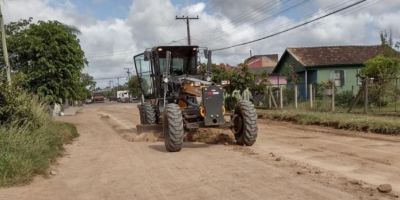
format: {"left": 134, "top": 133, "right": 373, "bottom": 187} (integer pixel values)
{"left": 124, "top": 67, "right": 132, "bottom": 100}
{"left": 124, "top": 68, "right": 131, "bottom": 79}
{"left": 109, "top": 80, "right": 114, "bottom": 89}
{"left": 175, "top": 15, "right": 199, "bottom": 46}
{"left": 0, "top": 4, "right": 11, "bottom": 86}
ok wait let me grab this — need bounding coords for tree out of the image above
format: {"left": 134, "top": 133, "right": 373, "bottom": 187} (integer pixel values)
{"left": 363, "top": 55, "right": 400, "bottom": 81}
{"left": 211, "top": 64, "right": 233, "bottom": 84}
{"left": 75, "top": 73, "right": 96, "bottom": 100}
{"left": 361, "top": 30, "right": 400, "bottom": 106}
{"left": 225, "top": 64, "right": 255, "bottom": 94}
{"left": 250, "top": 71, "right": 269, "bottom": 105}
{"left": 127, "top": 75, "right": 142, "bottom": 98}
{"left": 363, "top": 30, "right": 400, "bottom": 80}
{"left": 1, "top": 20, "right": 88, "bottom": 104}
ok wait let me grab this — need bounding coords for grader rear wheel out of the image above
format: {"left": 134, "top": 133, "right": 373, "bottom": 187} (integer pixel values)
{"left": 233, "top": 100, "right": 258, "bottom": 146}
{"left": 139, "top": 103, "right": 156, "bottom": 124}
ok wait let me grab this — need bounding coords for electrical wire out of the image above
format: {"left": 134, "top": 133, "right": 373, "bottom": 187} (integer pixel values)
{"left": 194, "top": 0, "right": 285, "bottom": 41}
{"left": 202, "top": 0, "right": 312, "bottom": 46}
{"left": 205, "top": 0, "right": 356, "bottom": 48}
{"left": 211, "top": 0, "right": 367, "bottom": 51}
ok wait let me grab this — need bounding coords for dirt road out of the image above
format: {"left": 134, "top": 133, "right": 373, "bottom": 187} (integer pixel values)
{"left": 1, "top": 103, "right": 399, "bottom": 200}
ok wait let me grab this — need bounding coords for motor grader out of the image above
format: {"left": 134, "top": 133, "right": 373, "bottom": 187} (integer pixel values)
{"left": 133, "top": 46, "right": 258, "bottom": 152}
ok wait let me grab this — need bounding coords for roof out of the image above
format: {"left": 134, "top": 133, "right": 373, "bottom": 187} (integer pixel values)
{"left": 245, "top": 54, "right": 278, "bottom": 68}
{"left": 245, "top": 54, "right": 278, "bottom": 74}
{"left": 285, "top": 45, "right": 385, "bottom": 67}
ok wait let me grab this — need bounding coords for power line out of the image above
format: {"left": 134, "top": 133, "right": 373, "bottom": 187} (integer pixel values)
{"left": 94, "top": 76, "right": 126, "bottom": 81}
{"left": 341, "top": 0, "right": 379, "bottom": 16}
{"left": 213, "top": 0, "right": 356, "bottom": 51}
{"left": 207, "top": 0, "right": 283, "bottom": 29}
{"left": 211, "top": 0, "right": 367, "bottom": 51}
{"left": 207, "top": 0, "right": 355, "bottom": 49}
{"left": 196, "top": 0, "right": 285, "bottom": 43}
{"left": 203, "top": 0, "right": 311, "bottom": 46}
{"left": 84, "top": 36, "right": 190, "bottom": 60}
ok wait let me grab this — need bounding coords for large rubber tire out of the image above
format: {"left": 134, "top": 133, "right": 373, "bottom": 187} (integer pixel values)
{"left": 139, "top": 103, "right": 156, "bottom": 124}
{"left": 163, "top": 104, "right": 184, "bottom": 152}
{"left": 233, "top": 100, "right": 258, "bottom": 146}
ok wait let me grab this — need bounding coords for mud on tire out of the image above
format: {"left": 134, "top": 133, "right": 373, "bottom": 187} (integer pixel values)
{"left": 139, "top": 103, "right": 156, "bottom": 124}
{"left": 233, "top": 100, "right": 258, "bottom": 146}
{"left": 163, "top": 104, "right": 184, "bottom": 152}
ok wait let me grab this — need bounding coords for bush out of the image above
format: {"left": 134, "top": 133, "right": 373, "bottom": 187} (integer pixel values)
{"left": 0, "top": 86, "right": 49, "bottom": 130}
{"left": 335, "top": 90, "right": 354, "bottom": 108}
{"left": 0, "top": 86, "right": 78, "bottom": 186}
{"left": 225, "top": 96, "right": 238, "bottom": 111}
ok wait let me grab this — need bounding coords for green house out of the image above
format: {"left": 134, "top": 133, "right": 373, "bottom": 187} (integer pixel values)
{"left": 273, "top": 45, "right": 385, "bottom": 99}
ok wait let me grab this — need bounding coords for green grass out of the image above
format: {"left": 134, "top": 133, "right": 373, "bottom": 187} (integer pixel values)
{"left": 0, "top": 121, "right": 78, "bottom": 187}
{"left": 258, "top": 109, "right": 400, "bottom": 135}
{"left": 0, "top": 88, "right": 79, "bottom": 187}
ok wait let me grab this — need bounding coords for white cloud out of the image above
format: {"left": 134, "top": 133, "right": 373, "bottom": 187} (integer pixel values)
{"left": 2, "top": 0, "right": 400, "bottom": 87}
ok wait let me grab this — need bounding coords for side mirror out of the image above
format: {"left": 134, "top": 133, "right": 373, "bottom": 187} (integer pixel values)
{"left": 144, "top": 51, "right": 151, "bottom": 61}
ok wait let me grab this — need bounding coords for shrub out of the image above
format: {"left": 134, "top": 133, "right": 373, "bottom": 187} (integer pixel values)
{"left": 0, "top": 86, "right": 49, "bottom": 130}
{"left": 335, "top": 90, "right": 354, "bottom": 108}
{"left": 225, "top": 96, "right": 238, "bottom": 111}
{"left": 0, "top": 86, "right": 78, "bottom": 186}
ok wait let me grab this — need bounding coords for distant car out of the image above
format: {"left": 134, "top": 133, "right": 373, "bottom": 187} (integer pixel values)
{"left": 92, "top": 92, "right": 105, "bottom": 103}
{"left": 85, "top": 99, "right": 93, "bottom": 104}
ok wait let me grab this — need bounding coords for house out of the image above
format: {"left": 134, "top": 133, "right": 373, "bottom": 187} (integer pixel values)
{"left": 272, "top": 45, "right": 385, "bottom": 99}
{"left": 245, "top": 54, "right": 287, "bottom": 86}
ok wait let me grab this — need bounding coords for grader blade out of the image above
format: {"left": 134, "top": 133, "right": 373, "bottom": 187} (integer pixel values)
{"left": 136, "top": 124, "right": 163, "bottom": 134}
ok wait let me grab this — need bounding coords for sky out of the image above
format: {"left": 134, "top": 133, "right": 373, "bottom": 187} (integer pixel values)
{"left": 2, "top": 0, "right": 400, "bottom": 87}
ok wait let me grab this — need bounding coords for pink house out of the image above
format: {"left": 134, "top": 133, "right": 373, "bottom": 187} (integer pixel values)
{"left": 245, "top": 54, "right": 287, "bottom": 86}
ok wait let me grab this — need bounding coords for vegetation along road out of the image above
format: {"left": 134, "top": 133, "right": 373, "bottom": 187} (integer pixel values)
{"left": 0, "top": 103, "right": 399, "bottom": 200}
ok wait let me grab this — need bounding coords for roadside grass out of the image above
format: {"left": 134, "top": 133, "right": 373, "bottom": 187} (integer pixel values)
{"left": 0, "top": 88, "right": 79, "bottom": 187}
{"left": 0, "top": 121, "right": 78, "bottom": 187}
{"left": 257, "top": 109, "right": 400, "bottom": 135}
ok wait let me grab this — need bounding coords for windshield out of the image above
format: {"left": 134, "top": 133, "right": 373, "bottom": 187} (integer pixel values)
{"left": 159, "top": 57, "right": 196, "bottom": 76}
{"left": 157, "top": 47, "right": 198, "bottom": 75}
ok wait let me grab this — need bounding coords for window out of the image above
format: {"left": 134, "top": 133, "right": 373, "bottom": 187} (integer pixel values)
{"left": 134, "top": 54, "right": 154, "bottom": 97}
{"left": 159, "top": 58, "right": 186, "bottom": 75}
{"left": 334, "top": 70, "right": 345, "bottom": 87}
{"left": 157, "top": 47, "right": 197, "bottom": 75}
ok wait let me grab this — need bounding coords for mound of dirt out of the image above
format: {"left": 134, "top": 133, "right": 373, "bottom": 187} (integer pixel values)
{"left": 129, "top": 131, "right": 163, "bottom": 142}
{"left": 190, "top": 128, "right": 235, "bottom": 145}
{"left": 99, "top": 112, "right": 235, "bottom": 144}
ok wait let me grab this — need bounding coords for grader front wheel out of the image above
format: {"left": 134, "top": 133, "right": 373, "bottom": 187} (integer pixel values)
{"left": 233, "top": 100, "right": 258, "bottom": 146}
{"left": 163, "top": 104, "right": 184, "bottom": 152}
